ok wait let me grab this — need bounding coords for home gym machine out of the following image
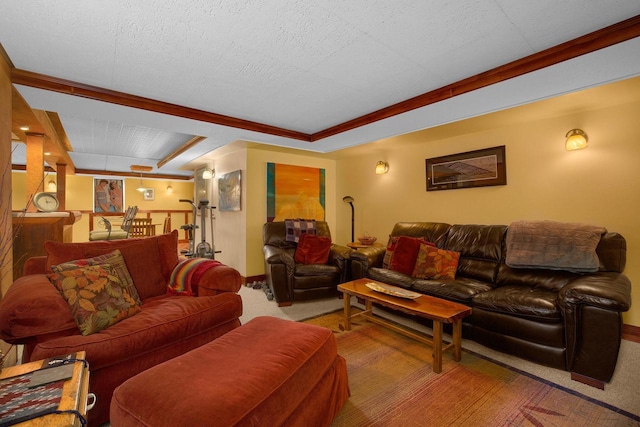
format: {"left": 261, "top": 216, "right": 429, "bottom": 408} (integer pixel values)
{"left": 179, "top": 199, "right": 220, "bottom": 259}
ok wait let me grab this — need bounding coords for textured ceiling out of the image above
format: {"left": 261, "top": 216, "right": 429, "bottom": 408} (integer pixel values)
{"left": 2, "top": 1, "right": 640, "bottom": 176}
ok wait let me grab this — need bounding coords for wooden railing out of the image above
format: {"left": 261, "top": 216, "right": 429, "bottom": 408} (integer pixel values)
{"left": 88, "top": 209, "right": 192, "bottom": 241}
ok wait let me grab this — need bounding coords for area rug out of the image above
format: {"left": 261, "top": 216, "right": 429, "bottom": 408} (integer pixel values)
{"left": 304, "top": 312, "right": 640, "bottom": 427}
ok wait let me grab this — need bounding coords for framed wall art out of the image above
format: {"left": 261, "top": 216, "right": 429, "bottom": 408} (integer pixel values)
{"left": 94, "top": 178, "right": 124, "bottom": 212}
{"left": 218, "top": 170, "right": 242, "bottom": 212}
{"left": 143, "top": 188, "right": 155, "bottom": 201}
{"left": 266, "top": 162, "right": 325, "bottom": 222}
{"left": 426, "top": 146, "right": 506, "bottom": 191}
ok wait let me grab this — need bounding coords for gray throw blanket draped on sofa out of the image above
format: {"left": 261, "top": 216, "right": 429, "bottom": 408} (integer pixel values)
{"left": 505, "top": 220, "right": 606, "bottom": 272}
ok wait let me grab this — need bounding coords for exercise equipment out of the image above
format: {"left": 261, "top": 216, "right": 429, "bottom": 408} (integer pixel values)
{"left": 180, "top": 199, "right": 220, "bottom": 259}
{"left": 179, "top": 199, "right": 198, "bottom": 257}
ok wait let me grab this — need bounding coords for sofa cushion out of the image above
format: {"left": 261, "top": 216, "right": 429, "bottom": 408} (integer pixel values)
{"left": 110, "top": 316, "right": 347, "bottom": 427}
{"left": 51, "top": 249, "right": 141, "bottom": 305}
{"left": 48, "top": 264, "right": 141, "bottom": 335}
{"left": 0, "top": 274, "right": 78, "bottom": 342}
{"left": 367, "top": 267, "right": 416, "bottom": 290}
{"left": 44, "top": 231, "right": 179, "bottom": 300}
{"left": 389, "top": 236, "right": 433, "bottom": 276}
{"left": 412, "top": 244, "right": 460, "bottom": 280}
{"left": 472, "top": 285, "right": 561, "bottom": 322}
{"left": 295, "top": 233, "right": 332, "bottom": 264}
{"left": 412, "top": 276, "right": 493, "bottom": 304}
{"left": 30, "top": 292, "right": 242, "bottom": 370}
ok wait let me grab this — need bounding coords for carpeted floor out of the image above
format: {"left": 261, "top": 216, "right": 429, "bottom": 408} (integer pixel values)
{"left": 304, "top": 311, "right": 640, "bottom": 427}
{"left": 239, "top": 284, "right": 640, "bottom": 419}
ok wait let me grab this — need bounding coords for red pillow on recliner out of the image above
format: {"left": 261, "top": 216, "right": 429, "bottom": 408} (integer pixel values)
{"left": 295, "top": 234, "right": 332, "bottom": 265}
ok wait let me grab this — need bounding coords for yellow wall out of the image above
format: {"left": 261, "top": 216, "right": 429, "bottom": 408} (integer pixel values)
{"left": 335, "top": 80, "right": 640, "bottom": 327}
{"left": 12, "top": 172, "right": 194, "bottom": 242}
{"left": 246, "top": 147, "right": 337, "bottom": 277}
{"left": 7, "top": 78, "right": 639, "bottom": 328}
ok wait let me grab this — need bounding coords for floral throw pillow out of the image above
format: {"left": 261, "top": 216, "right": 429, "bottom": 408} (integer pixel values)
{"left": 412, "top": 243, "right": 460, "bottom": 280}
{"left": 51, "top": 249, "right": 141, "bottom": 305}
{"left": 48, "top": 264, "right": 141, "bottom": 336}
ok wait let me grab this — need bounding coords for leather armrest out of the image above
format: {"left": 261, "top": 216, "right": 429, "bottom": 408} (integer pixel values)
{"left": 350, "top": 246, "right": 387, "bottom": 269}
{"left": 263, "top": 245, "right": 295, "bottom": 267}
{"left": 330, "top": 244, "right": 353, "bottom": 263}
{"left": 558, "top": 272, "right": 631, "bottom": 312}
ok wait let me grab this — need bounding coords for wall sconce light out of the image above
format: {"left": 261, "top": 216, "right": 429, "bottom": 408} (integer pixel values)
{"left": 47, "top": 179, "right": 57, "bottom": 191}
{"left": 202, "top": 168, "right": 215, "bottom": 179}
{"left": 375, "top": 161, "right": 389, "bottom": 174}
{"left": 565, "top": 129, "right": 588, "bottom": 151}
{"left": 166, "top": 185, "right": 173, "bottom": 194}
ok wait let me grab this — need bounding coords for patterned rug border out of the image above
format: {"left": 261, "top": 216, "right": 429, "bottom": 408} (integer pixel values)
{"left": 462, "top": 347, "right": 640, "bottom": 421}
{"left": 301, "top": 308, "right": 640, "bottom": 422}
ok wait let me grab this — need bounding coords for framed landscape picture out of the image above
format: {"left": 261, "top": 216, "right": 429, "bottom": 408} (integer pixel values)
{"left": 426, "top": 146, "right": 506, "bottom": 191}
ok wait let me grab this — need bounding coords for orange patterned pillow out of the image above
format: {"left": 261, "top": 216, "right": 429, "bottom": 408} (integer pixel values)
{"left": 48, "top": 264, "right": 141, "bottom": 336}
{"left": 51, "top": 249, "right": 141, "bottom": 305}
{"left": 412, "top": 243, "right": 460, "bottom": 280}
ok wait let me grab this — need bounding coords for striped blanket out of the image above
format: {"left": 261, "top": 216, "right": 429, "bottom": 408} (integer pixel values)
{"left": 167, "top": 258, "right": 222, "bottom": 296}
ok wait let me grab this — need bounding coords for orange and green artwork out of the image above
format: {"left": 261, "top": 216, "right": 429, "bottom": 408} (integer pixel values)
{"left": 266, "top": 163, "right": 325, "bottom": 222}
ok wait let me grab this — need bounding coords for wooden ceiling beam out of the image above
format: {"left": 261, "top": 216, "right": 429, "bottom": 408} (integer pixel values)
{"left": 31, "top": 109, "right": 76, "bottom": 173}
{"left": 9, "top": 14, "right": 640, "bottom": 146}
{"left": 311, "top": 14, "right": 640, "bottom": 141}
{"left": 157, "top": 136, "right": 206, "bottom": 169}
{"left": 11, "top": 68, "right": 312, "bottom": 142}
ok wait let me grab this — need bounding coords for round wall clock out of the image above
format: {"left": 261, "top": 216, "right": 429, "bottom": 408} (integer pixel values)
{"left": 33, "top": 192, "right": 59, "bottom": 212}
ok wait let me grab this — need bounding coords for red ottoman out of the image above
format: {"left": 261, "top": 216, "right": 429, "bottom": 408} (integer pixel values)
{"left": 110, "top": 316, "right": 350, "bottom": 426}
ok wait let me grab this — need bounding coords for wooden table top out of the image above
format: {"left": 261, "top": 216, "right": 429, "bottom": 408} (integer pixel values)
{"left": 0, "top": 351, "right": 90, "bottom": 427}
{"left": 338, "top": 278, "right": 471, "bottom": 323}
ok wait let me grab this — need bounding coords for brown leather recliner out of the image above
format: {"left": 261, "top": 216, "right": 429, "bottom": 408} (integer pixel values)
{"left": 262, "top": 221, "right": 352, "bottom": 306}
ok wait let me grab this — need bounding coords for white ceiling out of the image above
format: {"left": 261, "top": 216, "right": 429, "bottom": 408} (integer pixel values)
{"left": 2, "top": 1, "right": 640, "bottom": 176}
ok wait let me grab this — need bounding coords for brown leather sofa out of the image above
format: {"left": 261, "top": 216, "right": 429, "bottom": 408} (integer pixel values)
{"left": 349, "top": 222, "right": 631, "bottom": 388}
{"left": 262, "top": 221, "right": 352, "bottom": 306}
{"left": 0, "top": 231, "right": 243, "bottom": 425}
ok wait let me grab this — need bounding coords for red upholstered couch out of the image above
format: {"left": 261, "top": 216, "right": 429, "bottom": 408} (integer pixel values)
{"left": 0, "top": 231, "right": 243, "bottom": 425}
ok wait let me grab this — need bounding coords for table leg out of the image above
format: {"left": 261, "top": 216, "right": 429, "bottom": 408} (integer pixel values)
{"left": 452, "top": 319, "right": 462, "bottom": 362}
{"left": 432, "top": 320, "right": 443, "bottom": 373}
{"left": 343, "top": 293, "right": 352, "bottom": 331}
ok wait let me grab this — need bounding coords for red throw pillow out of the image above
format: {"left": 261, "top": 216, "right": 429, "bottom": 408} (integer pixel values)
{"left": 294, "top": 234, "right": 332, "bottom": 265}
{"left": 389, "top": 236, "right": 435, "bottom": 275}
{"left": 412, "top": 243, "right": 460, "bottom": 280}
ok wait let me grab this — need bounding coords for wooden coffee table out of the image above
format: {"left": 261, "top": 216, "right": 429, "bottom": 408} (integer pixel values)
{"left": 338, "top": 278, "right": 472, "bottom": 373}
